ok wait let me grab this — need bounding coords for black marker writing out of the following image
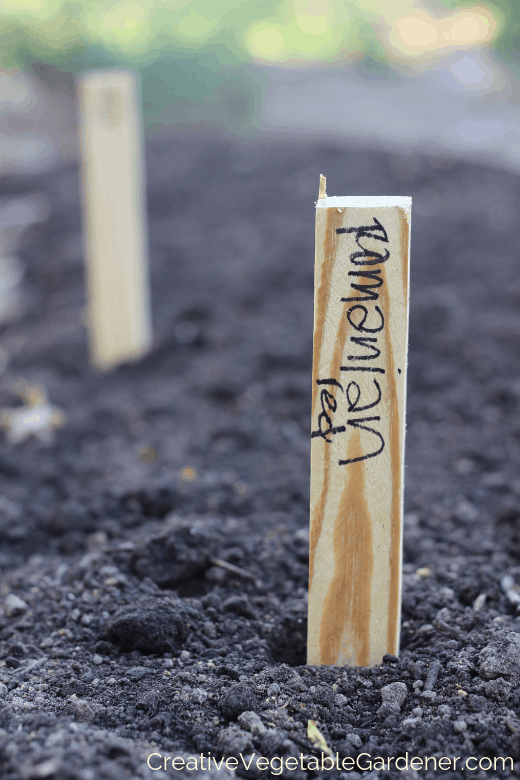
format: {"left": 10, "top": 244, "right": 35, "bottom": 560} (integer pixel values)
{"left": 340, "top": 366, "right": 385, "bottom": 373}
{"left": 348, "top": 336, "right": 381, "bottom": 361}
{"left": 338, "top": 417, "right": 385, "bottom": 466}
{"left": 347, "top": 304, "right": 384, "bottom": 333}
{"left": 313, "top": 216, "right": 393, "bottom": 465}
{"left": 311, "top": 385, "right": 346, "bottom": 443}
{"left": 346, "top": 380, "right": 382, "bottom": 413}
{"left": 342, "top": 269, "right": 383, "bottom": 302}
{"left": 336, "top": 217, "right": 389, "bottom": 265}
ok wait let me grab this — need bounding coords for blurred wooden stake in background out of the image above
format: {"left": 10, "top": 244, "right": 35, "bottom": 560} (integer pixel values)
{"left": 308, "top": 180, "right": 411, "bottom": 667}
{"left": 77, "top": 70, "right": 151, "bottom": 370}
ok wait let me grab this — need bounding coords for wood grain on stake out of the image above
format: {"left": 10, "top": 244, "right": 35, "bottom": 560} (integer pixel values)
{"left": 308, "top": 177, "right": 411, "bottom": 667}
{"left": 78, "top": 70, "right": 151, "bottom": 370}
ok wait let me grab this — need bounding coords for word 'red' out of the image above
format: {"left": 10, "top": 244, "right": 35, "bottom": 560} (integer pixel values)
{"left": 311, "top": 218, "right": 391, "bottom": 466}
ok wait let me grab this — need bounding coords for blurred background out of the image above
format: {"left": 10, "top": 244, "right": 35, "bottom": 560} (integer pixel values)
{"left": 1, "top": 0, "right": 520, "bottom": 174}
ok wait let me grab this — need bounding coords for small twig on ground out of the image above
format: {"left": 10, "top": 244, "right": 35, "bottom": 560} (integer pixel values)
{"left": 13, "top": 656, "right": 48, "bottom": 679}
{"left": 424, "top": 660, "right": 441, "bottom": 692}
{"left": 434, "top": 619, "right": 466, "bottom": 642}
{"left": 211, "top": 558, "right": 255, "bottom": 581}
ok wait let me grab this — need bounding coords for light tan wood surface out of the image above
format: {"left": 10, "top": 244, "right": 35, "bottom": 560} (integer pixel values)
{"left": 77, "top": 69, "right": 151, "bottom": 370}
{"left": 308, "top": 184, "right": 411, "bottom": 667}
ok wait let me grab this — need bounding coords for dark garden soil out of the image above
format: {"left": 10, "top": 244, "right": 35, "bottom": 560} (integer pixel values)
{"left": 0, "top": 133, "right": 519, "bottom": 778}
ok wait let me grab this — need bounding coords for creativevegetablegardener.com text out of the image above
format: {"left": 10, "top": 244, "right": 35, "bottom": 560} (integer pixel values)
{"left": 147, "top": 751, "right": 513, "bottom": 773}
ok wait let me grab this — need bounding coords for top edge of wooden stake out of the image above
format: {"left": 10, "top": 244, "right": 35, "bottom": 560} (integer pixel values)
{"left": 316, "top": 195, "right": 412, "bottom": 209}
{"left": 77, "top": 69, "right": 137, "bottom": 90}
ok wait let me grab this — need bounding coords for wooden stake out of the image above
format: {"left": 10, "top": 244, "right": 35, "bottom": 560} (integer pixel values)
{"left": 77, "top": 69, "right": 151, "bottom": 370}
{"left": 308, "top": 180, "right": 411, "bottom": 667}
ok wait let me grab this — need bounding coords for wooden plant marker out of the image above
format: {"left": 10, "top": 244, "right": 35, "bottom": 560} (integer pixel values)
{"left": 77, "top": 69, "right": 151, "bottom": 370}
{"left": 308, "top": 177, "right": 411, "bottom": 667}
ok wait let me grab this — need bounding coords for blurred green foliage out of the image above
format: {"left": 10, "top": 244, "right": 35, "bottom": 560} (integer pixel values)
{"left": 0, "top": 0, "right": 518, "bottom": 129}
{"left": 437, "top": 0, "right": 519, "bottom": 65}
{"left": 483, "top": 0, "right": 520, "bottom": 64}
